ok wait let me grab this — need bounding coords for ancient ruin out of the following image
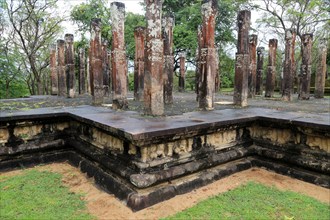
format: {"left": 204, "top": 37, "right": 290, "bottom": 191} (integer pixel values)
{"left": 248, "top": 34, "right": 257, "bottom": 98}
{"left": 314, "top": 38, "right": 327, "bottom": 98}
{"left": 178, "top": 52, "right": 186, "bottom": 92}
{"left": 144, "top": 0, "right": 164, "bottom": 115}
{"left": 255, "top": 47, "right": 264, "bottom": 95}
{"left": 78, "top": 48, "right": 86, "bottom": 95}
{"left": 233, "top": 10, "right": 250, "bottom": 107}
{"left": 298, "top": 34, "right": 313, "bottom": 100}
{"left": 282, "top": 29, "right": 296, "bottom": 101}
{"left": 65, "top": 34, "right": 75, "bottom": 98}
{"left": 134, "top": 26, "right": 146, "bottom": 101}
{"left": 57, "top": 39, "right": 66, "bottom": 97}
{"left": 265, "top": 39, "right": 278, "bottom": 98}
{"left": 102, "top": 40, "right": 110, "bottom": 97}
{"left": 162, "top": 15, "right": 174, "bottom": 104}
{"left": 111, "top": 2, "right": 128, "bottom": 109}
{"left": 198, "top": 0, "right": 218, "bottom": 110}
{"left": 50, "top": 44, "right": 58, "bottom": 95}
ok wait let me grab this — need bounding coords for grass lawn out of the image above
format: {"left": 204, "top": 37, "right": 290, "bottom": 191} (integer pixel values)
{"left": 164, "top": 182, "right": 329, "bottom": 220}
{"left": 0, "top": 170, "right": 93, "bottom": 220}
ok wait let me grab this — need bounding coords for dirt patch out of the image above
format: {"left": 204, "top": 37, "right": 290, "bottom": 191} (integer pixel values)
{"left": 0, "top": 163, "right": 329, "bottom": 219}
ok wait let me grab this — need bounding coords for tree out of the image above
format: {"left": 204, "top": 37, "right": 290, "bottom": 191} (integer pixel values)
{"left": 5, "top": 0, "right": 63, "bottom": 95}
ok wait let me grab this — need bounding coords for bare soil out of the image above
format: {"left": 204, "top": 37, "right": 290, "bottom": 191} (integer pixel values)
{"left": 1, "top": 162, "right": 329, "bottom": 220}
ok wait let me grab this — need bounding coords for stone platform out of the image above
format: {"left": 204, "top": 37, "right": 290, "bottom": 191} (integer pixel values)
{"left": 0, "top": 105, "right": 329, "bottom": 211}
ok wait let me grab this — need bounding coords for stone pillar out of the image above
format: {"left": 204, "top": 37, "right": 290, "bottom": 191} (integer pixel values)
{"left": 282, "top": 29, "right": 296, "bottom": 101}
{"left": 198, "top": 0, "right": 218, "bottom": 110}
{"left": 315, "top": 39, "right": 328, "bottom": 98}
{"left": 90, "top": 18, "right": 103, "bottom": 104}
{"left": 163, "top": 15, "right": 174, "bottom": 104}
{"left": 233, "top": 10, "right": 250, "bottom": 107}
{"left": 265, "top": 39, "right": 278, "bottom": 98}
{"left": 102, "top": 40, "right": 109, "bottom": 97}
{"left": 144, "top": 0, "right": 164, "bottom": 115}
{"left": 64, "top": 34, "right": 75, "bottom": 98}
{"left": 256, "top": 47, "right": 264, "bottom": 95}
{"left": 86, "top": 54, "right": 91, "bottom": 94}
{"left": 78, "top": 48, "right": 86, "bottom": 94}
{"left": 110, "top": 2, "right": 128, "bottom": 109}
{"left": 298, "top": 34, "right": 313, "bottom": 100}
{"left": 179, "top": 52, "right": 185, "bottom": 92}
{"left": 248, "top": 34, "right": 257, "bottom": 98}
{"left": 214, "top": 47, "right": 220, "bottom": 93}
{"left": 134, "top": 26, "right": 145, "bottom": 101}
{"left": 196, "top": 25, "right": 202, "bottom": 101}
{"left": 50, "top": 44, "right": 58, "bottom": 95}
{"left": 57, "top": 39, "right": 66, "bottom": 97}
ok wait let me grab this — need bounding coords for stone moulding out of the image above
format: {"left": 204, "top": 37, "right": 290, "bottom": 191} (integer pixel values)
{"left": 0, "top": 107, "right": 329, "bottom": 211}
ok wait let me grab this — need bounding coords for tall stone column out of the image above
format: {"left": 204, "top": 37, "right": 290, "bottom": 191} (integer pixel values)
{"left": 298, "top": 34, "right": 313, "bottom": 100}
{"left": 196, "top": 25, "right": 203, "bottom": 101}
{"left": 198, "top": 0, "right": 218, "bottom": 110}
{"left": 179, "top": 52, "right": 185, "bottom": 92}
{"left": 90, "top": 18, "right": 103, "bottom": 104}
{"left": 256, "top": 47, "right": 264, "bottom": 95}
{"left": 265, "top": 39, "right": 278, "bottom": 98}
{"left": 315, "top": 39, "right": 328, "bottom": 98}
{"left": 282, "top": 29, "right": 296, "bottom": 101}
{"left": 102, "top": 40, "right": 109, "bottom": 97}
{"left": 233, "top": 10, "right": 250, "bottom": 107}
{"left": 50, "top": 44, "right": 58, "bottom": 95}
{"left": 65, "top": 34, "right": 75, "bottom": 98}
{"left": 79, "top": 48, "right": 86, "bottom": 94}
{"left": 248, "top": 34, "right": 257, "bottom": 98}
{"left": 134, "top": 26, "right": 145, "bottom": 101}
{"left": 57, "top": 39, "right": 66, "bottom": 97}
{"left": 144, "top": 0, "right": 164, "bottom": 115}
{"left": 214, "top": 47, "right": 220, "bottom": 93}
{"left": 163, "top": 15, "right": 174, "bottom": 104}
{"left": 110, "top": 2, "right": 128, "bottom": 109}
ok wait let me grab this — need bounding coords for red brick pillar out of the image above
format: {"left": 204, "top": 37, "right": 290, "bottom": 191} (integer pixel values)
{"left": 314, "top": 39, "right": 328, "bottom": 98}
{"left": 248, "top": 34, "right": 257, "bottom": 98}
{"left": 90, "top": 18, "right": 103, "bottom": 104}
{"left": 110, "top": 2, "right": 128, "bottom": 109}
{"left": 50, "top": 44, "right": 57, "bottom": 95}
{"left": 102, "top": 40, "right": 109, "bottom": 97}
{"left": 134, "top": 26, "right": 145, "bottom": 101}
{"left": 256, "top": 47, "right": 264, "bottom": 95}
{"left": 57, "top": 39, "right": 66, "bottom": 97}
{"left": 65, "top": 34, "right": 75, "bottom": 98}
{"left": 144, "top": 0, "right": 164, "bottom": 115}
{"left": 196, "top": 25, "right": 203, "bottom": 101}
{"left": 282, "top": 29, "right": 296, "bottom": 101}
{"left": 163, "top": 15, "right": 174, "bottom": 104}
{"left": 298, "top": 34, "right": 313, "bottom": 100}
{"left": 265, "top": 39, "right": 278, "bottom": 98}
{"left": 179, "top": 52, "right": 186, "bottom": 92}
{"left": 233, "top": 10, "right": 250, "bottom": 107}
{"left": 198, "top": 0, "right": 218, "bottom": 110}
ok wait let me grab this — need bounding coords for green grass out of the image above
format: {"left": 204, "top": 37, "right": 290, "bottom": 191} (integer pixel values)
{"left": 164, "top": 182, "right": 329, "bottom": 220}
{"left": 0, "top": 170, "right": 93, "bottom": 220}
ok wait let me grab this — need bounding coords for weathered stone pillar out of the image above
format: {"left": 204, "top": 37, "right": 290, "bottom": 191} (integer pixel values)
{"left": 214, "top": 47, "right": 220, "bottom": 93}
{"left": 162, "top": 15, "right": 174, "bottom": 104}
{"left": 179, "top": 52, "right": 186, "bottom": 92}
{"left": 144, "top": 0, "right": 164, "bottom": 115}
{"left": 198, "top": 0, "right": 218, "bottom": 110}
{"left": 110, "top": 2, "right": 128, "bottom": 109}
{"left": 57, "top": 39, "right": 66, "bottom": 97}
{"left": 315, "top": 39, "right": 328, "bottom": 98}
{"left": 50, "top": 44, "right": 57, "bottom": 95}
{"left": 64, "top": 34, "right": 75, "bottom": 98}
{"left": 196, "top": 25, "right": 202, "bottom": 101}
{"left": 78, "top": 48, "right": 86, "bottom": 94}
{"left": 282, "top": 29, "right": 296, "bottom": 101}
{"left": 248, "top": 34, "right": 257, "bottom": 98}
{"left": 256, "top": 47, "right": 264, "bottom": 95}
{"left": 134, "top": 26, "right": 145, "bottom": 101}
{"left": 298, "top": 34, "right": 313, "bottom": 100}
{"left": 102, "top": 40, "right": 109, "bottom": 97}
{"left": 265, "top": 39, "right": 278, "bottom": 98}
{"left": 233, "top": 10, "right": 250, "bottom": 107}
{"left": 90, "top": 18, "right": 103, "bottom": 104}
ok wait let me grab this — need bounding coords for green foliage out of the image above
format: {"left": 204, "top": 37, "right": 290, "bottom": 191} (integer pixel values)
{"left": 164, "top": 182, "right": 330, "bottom": 220}
{"left": 125, "top": 12, "right": 145, "bottom": 60}
{"left": 219, "top": 51, "right": 235, "bottom": 88}
{"left": 0, "top": 170, "right": 93, "bottom": 219}
{"left": 128, "top": 72, "right": 134, "bottom": 91}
